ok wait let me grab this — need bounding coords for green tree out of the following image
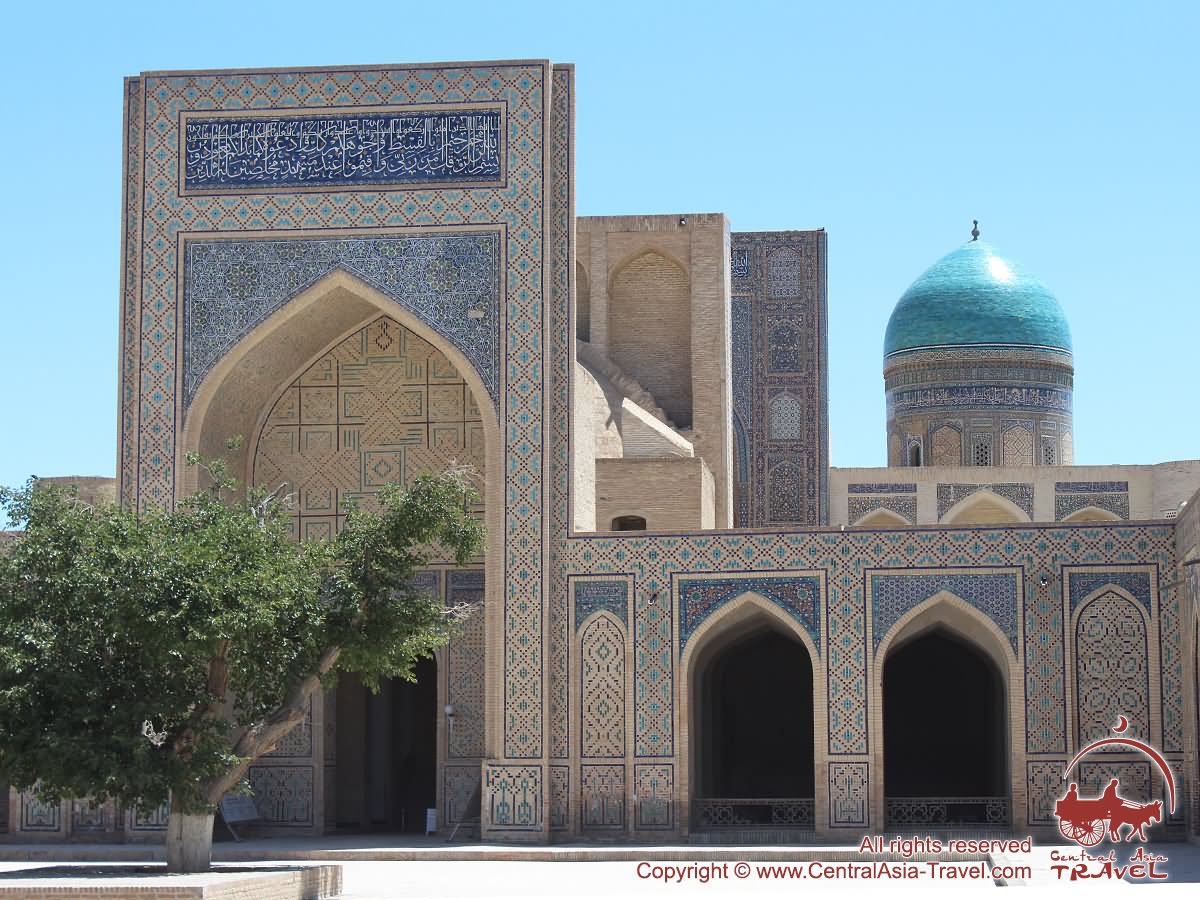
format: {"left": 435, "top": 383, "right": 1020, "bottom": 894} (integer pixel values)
{"left": 0, "top": 449, "right": 483, "bottom": 872}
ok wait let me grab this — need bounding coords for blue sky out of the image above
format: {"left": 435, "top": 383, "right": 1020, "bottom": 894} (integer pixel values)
{"left": 1, "top": 0, "right": 1196, "bottom": 493}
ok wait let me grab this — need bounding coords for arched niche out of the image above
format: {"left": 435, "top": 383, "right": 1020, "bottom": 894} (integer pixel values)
{"left": 679, "top": 592, "right": 826, "bottom": 835}
{"left": 941, "top": 490, "right": 1031, "bottom": 526}
{"left": 1062, "top": 506, "right": 1121, "bottom": 523}
{"left": 181, "top": 269, "right": 501, "bottom": 523}
{"left": 607, "top": 250, "right": 692, "bottom": 428}
{"left": 871, "top": 592, "right": 1025, "bottom": 831}
{"left": 852, "top": 508, "right": 911, "bottom": 528}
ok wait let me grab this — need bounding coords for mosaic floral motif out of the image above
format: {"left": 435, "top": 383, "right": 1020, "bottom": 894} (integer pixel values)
{"left": 1055, "top": 492, "right": 1129, "bottom": 520}
{"left": 443, "top": 765, "right": 480, "bottom": 827}
{"left": 936, "top": 483, "right": 1034, "bottom": 520}
{"left": 848, "top": 496, "right": 917, "bottom": 524}
{"left": 634, "top": 764, "right": 674, "bottom": 830}
{"left": 870, "top": 570, "right": 1019, "bottom": 651}
{"left": 183, "top": 233, "right": 499, "bottom": 410}
{"left": 1068, "top": 571, "right": 1152, "bottom": 614}
{"left": 829, "top": 762, "right": 869, "bottom": 827}
{"left": 581, "top": 613, "right": 625, "bottom": 758}
{"left": 678, "top": 575, "right": 821, "bottom": 653}
{"left": 484, "top": 764, "right": 541, "bottom": 830}
{"left": 1074, "top": 591, "right": 1149, "bottom": 746}
{"left": 1026, "top": 762, "right": 1067, "bottom": 825}
{"left": 581, "top": 764, "right": 624, "bottom": 830}
{"left": 246, "top": 765, "right": 313, "bottom": 827}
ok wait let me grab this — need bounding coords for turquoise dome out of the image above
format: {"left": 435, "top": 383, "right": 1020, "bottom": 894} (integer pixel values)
{"left": 884, "top": 240, "right": 1071, "bottom": 358}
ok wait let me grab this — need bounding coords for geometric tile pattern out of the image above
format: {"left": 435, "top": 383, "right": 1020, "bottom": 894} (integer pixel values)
{"left": 634, "top": 764, "right": 673, "bottom": 830}
{"left": 549, "top": 765, "right": 569, "bottom": 831}
{"left": 483, "top": 764, "right": 542, "bottom": 830}
{"left": 730, "top": 231, "right": 828, "bottom": 527}
{"left": 246, "top": 765, "right": 314, "bottom": 827}
{"left": 635, "top": 586, "right": 673, "bottom": 758}
{"left": 1026, "top": 761, "right": 1067, "bottom": 826}
{"left": 1026, "top": 578, "right": 1066, "bottom": 754}
{"left": 19, "top": 791, "right": 59, "bottom": 832}
{"left": 546, "top": 64, "right": 574, "bottom": 765}
{"left": 580, "top": 764, "right": 624, "bottom": 830}
{"left": 121, "top": 64, "right": 549, "bottom": 796}
{"left": 447, "top": 569, "right": 486, "bottom": 759}
{"left": 936, "top": 483, "right": 1034, "bottom": 520}
{"left": 182, "top": 233, "right": 500, "bottom": 409}
{"left": 1074, "top": 590, "right": 1150, "bottom": 748}
{"left": 580, "top": 613, "right": 625, "bottom": 758}
{"left": 253, "top": 316, "right": 485, "bottom": 540}
{"left": 678, "top": 575, "right": 821, "bottom": 654}
{"left": 869, "top": 570, "right": 1019, "bottom": 652}
{"left": 561, "top": 523, "right": 1176, "bottom": 768}
{"left": 443, "top": 765, "right": 481, "bottom": 826}
{"left": 263, "top": 696, "right": 312, "bottom": 758}
{"left": 829, "top": 762, "right": 869, "bottom": 827}
{"left": 182, "top": 108, "right": 503, "bottom": 192}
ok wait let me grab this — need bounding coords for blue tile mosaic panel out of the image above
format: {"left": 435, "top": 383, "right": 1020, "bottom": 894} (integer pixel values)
{"left": 678, "top": 575, "right": 821, "bottom": 653}
{"left": 574, "top": 580, "right": 628, "bottom": 628}
{"left": 183, "top": 109, "right": 502, "bottom": 191}
{"left": 182, "top": 232, "right": 500, "bottom": 410}
{"left": 869, "top": 571, "right": 1019, "bottom": 651}
{"left": 1068, "top": 570, "right": 1153, "bottom": 614}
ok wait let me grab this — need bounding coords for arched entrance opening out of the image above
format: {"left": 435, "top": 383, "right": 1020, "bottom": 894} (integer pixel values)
{"left": 883, "top": 627, "right": 1009, "bottom": 828}
{"left": 334, "top": 657, "right": 438, "bottom": 832}
{"left": 691, "top": 618, "right": 814, "bottom": 831}
{"left": 182, "top": 272, "right": 499, "bottom": 837}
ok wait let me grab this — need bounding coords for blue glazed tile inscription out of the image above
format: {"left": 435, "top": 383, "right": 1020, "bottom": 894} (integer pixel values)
{"left": 184, "top": 109, "right": 502, "bottom": 190}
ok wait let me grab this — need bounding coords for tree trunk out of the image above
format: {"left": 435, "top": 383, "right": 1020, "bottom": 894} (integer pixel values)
{"left": 165, "top": 799, "right": 214, "bottom": 873}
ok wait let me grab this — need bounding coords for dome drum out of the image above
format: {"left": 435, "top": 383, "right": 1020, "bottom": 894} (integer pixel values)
{"left": 883, "top": 237, "right": 1074, "bottom": 468}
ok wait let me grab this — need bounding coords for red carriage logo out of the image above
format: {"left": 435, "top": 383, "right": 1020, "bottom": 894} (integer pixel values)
{"left": 1054, "top": 715, "right": 1176, "bottom": 847}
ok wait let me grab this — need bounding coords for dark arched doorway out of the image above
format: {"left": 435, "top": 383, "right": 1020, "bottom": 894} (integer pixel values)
{"left": 883, "top": 628, "right": 1009, "bottom": 828}
{"left": 693, "top": 625, "right": 814, "bottom": 830}
{"left": 335, "top": 656, "right": 438, "bottom": 832}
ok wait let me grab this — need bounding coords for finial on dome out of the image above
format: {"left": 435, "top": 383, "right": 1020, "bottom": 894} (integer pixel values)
{"left": 970, "top": 220, "right": 980, "bottom": 241}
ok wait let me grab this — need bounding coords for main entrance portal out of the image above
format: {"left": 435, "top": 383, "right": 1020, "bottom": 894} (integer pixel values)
{"left": 693, "top": 623, "right": 814, "bottom": 830}
{"left": 883, "top": 628, "right": 1010, "bottom": 828}
{"left": 334, "top": 657, "right": 437, "bottom": 832}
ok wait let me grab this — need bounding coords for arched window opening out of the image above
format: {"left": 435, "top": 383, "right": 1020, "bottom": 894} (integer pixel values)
{"left": 611, "top": 515, "right": 647, "bottom": 531}
{"left": 908, "top": 443, "right": 922, "bottom": 468}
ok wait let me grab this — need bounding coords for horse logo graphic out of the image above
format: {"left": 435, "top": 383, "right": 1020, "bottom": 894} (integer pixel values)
{"left": 1054, "top": 715, "right": 1175, "bottom": 847}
